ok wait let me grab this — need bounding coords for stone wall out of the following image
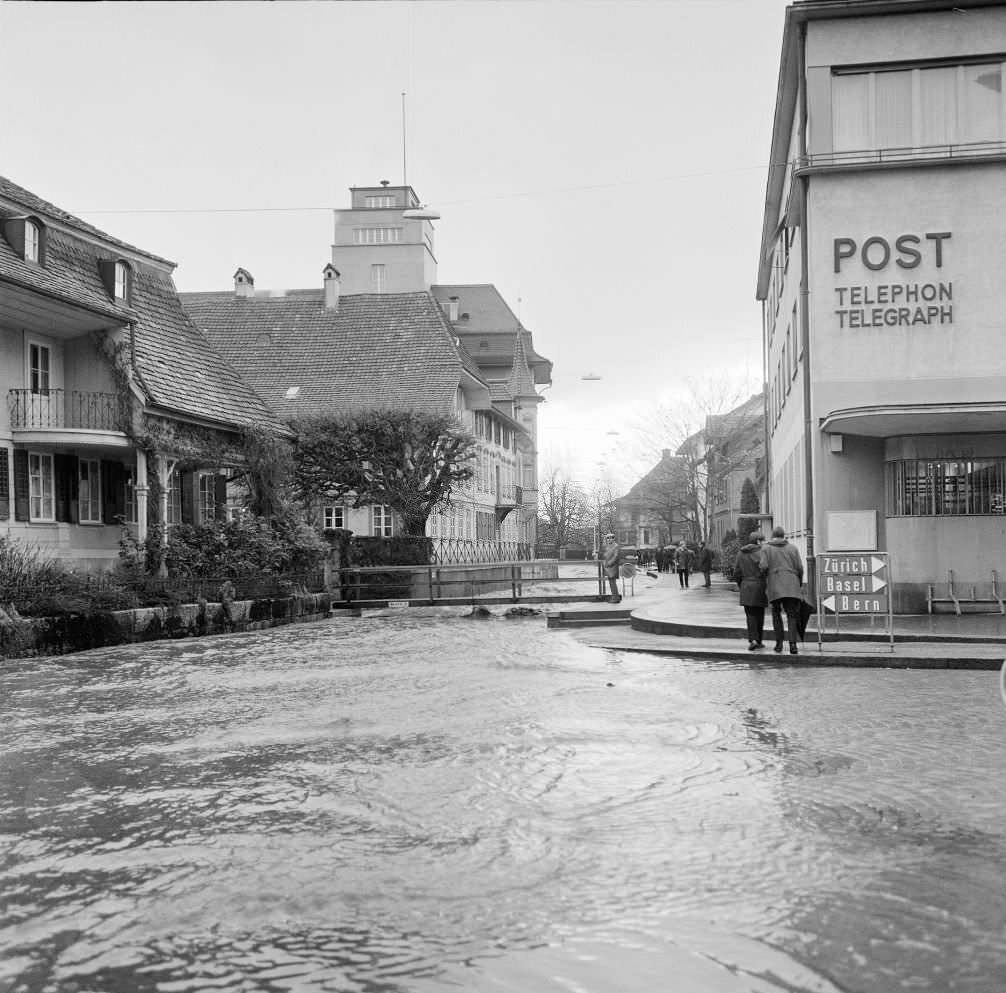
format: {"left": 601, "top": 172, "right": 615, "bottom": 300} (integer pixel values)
{"left": 0, "top": 593, "right": 336, "bottom": 660}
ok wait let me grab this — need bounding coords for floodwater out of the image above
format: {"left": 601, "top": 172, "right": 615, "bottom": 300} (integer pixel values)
{"left": 2, "top": 611, "right": 1005, "bottom": 993}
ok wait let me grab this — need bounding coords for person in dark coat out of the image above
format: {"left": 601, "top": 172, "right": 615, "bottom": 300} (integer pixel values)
{"left": 759, "top": 525, "right": 805, "bottom": 655}
{"left": 602, "top": 533, "right": 622, "bottom": 603}
{"left": 696, "top": 541, "right": 714, "bottom": 588}
{"left": 734, "top": 531, "right": 767, "bottom": 650}
{"left": 673, "top": 542, "right": 693, "bottom": 588}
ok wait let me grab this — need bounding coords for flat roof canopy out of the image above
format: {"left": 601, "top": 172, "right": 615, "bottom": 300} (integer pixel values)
{"left": 820, "top": 402, "right": 1006, "bottom": 438}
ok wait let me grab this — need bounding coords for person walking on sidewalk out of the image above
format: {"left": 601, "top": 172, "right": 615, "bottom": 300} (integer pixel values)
{"left": 602, "top": 533, "right": 622, "bottom": 604}
{"left": 696, "top": 541, "right": 714, "bottom": 588}
{"left": 734, "top": 531, "right": 767, "bottom": 650}
{"left": 759, "top": 526, "right": 804, "bottom": 655}
{"left": 673, "top": 541, "right": 693, "bottom": 589}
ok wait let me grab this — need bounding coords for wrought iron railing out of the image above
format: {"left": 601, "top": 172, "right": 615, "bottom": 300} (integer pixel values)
{"left": 429, "top": 538, "right": 533, "bottom": 565}
{"left": 8, "top": 389, "right": 129, "bottom": 431}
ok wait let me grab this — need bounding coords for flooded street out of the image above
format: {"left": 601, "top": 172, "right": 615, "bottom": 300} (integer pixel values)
{"left": 2, "top": 612, "right": 1005, "bottom": 992}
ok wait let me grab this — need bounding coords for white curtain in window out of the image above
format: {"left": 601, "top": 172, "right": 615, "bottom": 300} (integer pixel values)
{"left": 875, "top": 70, "right": 913, "bottom": 149}
{"left": 920, "top": 65, "right": 956, "bottom": 146}
{"left": 833, "top": 73, "right": 871, "bottom": 151}
{"left": 961, "top": 63, "right": 1002, "bottom": 143}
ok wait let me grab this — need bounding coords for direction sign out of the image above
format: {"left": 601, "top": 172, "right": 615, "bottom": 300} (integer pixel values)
{"left": 819, "top": 554, "right": 885, "bottom": 576}
{"left": 821, "top": 593, "right": 889, "bottom": 614}
{"left": 820, "top": 574, "right": 887, "bottom": 595}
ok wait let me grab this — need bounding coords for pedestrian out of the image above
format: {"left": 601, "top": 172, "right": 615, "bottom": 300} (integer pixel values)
{"left": 602, "top": 533, "right": 622, "bottom": 604}
{"left": 734, "top": 531, "right": 767, "bottom": 650}
{"left": 696, "top": 540, "right": 714, "bottom": 588}
{"left": 759, "top": 525, "right": 805, "bottom": 655}
{"left": 674, "top": 541, "right": 693, "bottom": 589}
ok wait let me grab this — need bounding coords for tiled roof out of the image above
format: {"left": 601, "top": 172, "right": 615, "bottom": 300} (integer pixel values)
{"left": 179, "top": 289, "right": 478, "bottom": 418}
{"left": 507, "top": 325, "right": 537, "bottom": 397}
{"left": 130, "top": 269, "right": 279, "bottom": 430}
{"left": 0, "top": 174, "right": 275, "bottom": 433}
{"left": 0, "top": 174, "right": 173, "bottom": 265}
{"left": 0, "top": 223, "right": 132, "bottom": 323}
{"left": 430, "top": 283, "right": 552, "bottom": 378}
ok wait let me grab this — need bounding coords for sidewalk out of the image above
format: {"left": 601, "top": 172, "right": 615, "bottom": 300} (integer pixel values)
{"left": 546, "top": 570, "right": 1006, "bottom": 670}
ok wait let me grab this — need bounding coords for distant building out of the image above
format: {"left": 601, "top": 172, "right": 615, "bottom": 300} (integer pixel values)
{"left": 758, "top": 0, "right": 1006, "bottom": 610}
{"left": 611, "top": 448, "right": 691, "bottom": 553}
{"left": 0, "top": 174, "right": 276, "bottom": 570}
{"left": 327, "top": 182, "right": 552, "bottom": 545}
{"left": 704, "top": 392, "right": 765, "bottom": 550}
{"left": 181, "top": 271, "right": 532, "bottom": 548}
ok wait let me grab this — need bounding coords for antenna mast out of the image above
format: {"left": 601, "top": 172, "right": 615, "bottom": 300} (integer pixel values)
{"left": 401, "top": 92, "right": 407, "bottom": 186}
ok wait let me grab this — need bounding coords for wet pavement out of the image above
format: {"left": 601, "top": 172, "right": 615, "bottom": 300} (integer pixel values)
{"left": 546, "top": 569, "right": 1006, "bottom": 669}
{"left": 2, "top": 614, "right": 1006, "bottom": 992}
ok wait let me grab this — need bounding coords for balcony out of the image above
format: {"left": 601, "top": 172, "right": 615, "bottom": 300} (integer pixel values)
{"left": 495, "top": 485, "right": 522, "bottom": 524}
{"left": 8, "top": 389, "right": 130, "bottom": 447}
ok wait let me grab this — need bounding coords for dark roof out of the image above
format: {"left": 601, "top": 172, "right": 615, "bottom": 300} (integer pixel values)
{"left": 0, "top": 174, "right": 275, "bottom": 432}
{"left": 0, "top": 221, "right": 133, "bottom": 323}
{"left": 130, "top": 268, "right": 279, "bottom": 430}
{"left": 0, "top": 174, "right": 173, "bottom": 266}
{"left": 179, "top": 289, "right": 481, "bottom": 418}
{"left": 430, "top": 283, "right": 552, "bottom": 381}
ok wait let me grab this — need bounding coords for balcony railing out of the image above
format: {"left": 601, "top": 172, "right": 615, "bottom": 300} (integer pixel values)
{"left": 8, "top": 389, "right": 129, "bottom": 432}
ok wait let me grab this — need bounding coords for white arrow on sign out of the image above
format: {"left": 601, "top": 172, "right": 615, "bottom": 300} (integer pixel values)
{"left": 871, "top": 555, "right": 885, "bottom": 573}
{"left": 872, "top": 575, "right": 887, "bottom": 593}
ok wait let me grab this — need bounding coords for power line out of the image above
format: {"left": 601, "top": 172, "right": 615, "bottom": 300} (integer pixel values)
{"left": 72, "top": 163, "right": 776, "bottom": 216}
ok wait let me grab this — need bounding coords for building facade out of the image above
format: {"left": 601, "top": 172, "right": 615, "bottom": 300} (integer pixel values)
{"left": 181, "top": 272, "right": 532, "bottom": 550}
{"left": 758, "top": 0, "right": 1006, "bottom": 611}
{"left": 0, "top": 175, "right": 276, "bottom": 571}
{"left": 327, "top": 182, "right": 553, "bottom": 547}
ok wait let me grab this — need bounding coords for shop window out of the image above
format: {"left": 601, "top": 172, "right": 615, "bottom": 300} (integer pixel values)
{"left": 887, "top": 458, "right": 1006, "bottom": 516}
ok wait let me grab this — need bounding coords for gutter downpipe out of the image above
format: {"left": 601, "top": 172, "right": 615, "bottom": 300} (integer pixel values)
{"left": 796, "top": 19, "right": 816, "bottom": 592}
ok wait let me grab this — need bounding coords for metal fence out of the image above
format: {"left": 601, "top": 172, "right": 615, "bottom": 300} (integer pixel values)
{"left": 8, "top": 388, "right": 128, "bottom": 431}
{"left": 429, "top": 538, "right": 534, "bottom": 565}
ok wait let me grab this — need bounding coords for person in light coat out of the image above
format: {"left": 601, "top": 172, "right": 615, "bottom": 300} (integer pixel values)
{"left": 759, "top": 526, "right": 804, "bottom": 655}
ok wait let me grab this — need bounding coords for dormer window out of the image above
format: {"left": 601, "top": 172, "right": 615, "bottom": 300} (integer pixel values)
{"left": 24, "top": 220, "right": 40, "bottom": 263}
{"left": 99, "top": 257, "right": 132, "bottom": 303}
{"left": 114, "top": 261, "right": 129, "bottom": 299}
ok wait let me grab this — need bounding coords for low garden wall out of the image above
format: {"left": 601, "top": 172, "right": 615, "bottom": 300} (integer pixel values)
{"left": 0, "top": 592, "right": 336, "bottom": 660}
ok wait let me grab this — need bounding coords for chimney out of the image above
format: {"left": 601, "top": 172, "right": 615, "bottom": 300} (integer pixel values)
{"left": 323, "top": 264, "right": 341, "bottom": 311}
{"left": 234, "top": 268, "right": 254, "bottom": 298}
{"left": 448, "top": 295, "right": 460, "bottom": 321}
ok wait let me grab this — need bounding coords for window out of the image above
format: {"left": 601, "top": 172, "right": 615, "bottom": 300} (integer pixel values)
{"left": 373, "top": 505, "right": 394, "bottom": 536}
{"left": 887, "top": 458, "right": 1005, "bottom": 516}
{"left": 198, "top": 473, "right": 217, "bottom": 522}
{"left": 78, "top": 459, "right": 101, "bottom": 523}
{"left": 125, "top": 466, "right": 137, "bottom": 524}
{"left": 371, "top": 264, "right": 386, "bottom": 293}
{"left": 323, "top": 506, "right": 345, "bottom": 529}
{"left": 833, "top": 61, "right": 1006, "bottom": 154}
{"left": 354, "top": 227, "right": 402, "bottom": 244}
{"left": 114, "top": 261, "right": 129, "bottom": 299}
{"left": 166, "top": 468, "right": 182, "bottom": 525}
{"left": 24, "top": 221, "right": 40, "bottom": 263}
{"left": 29, "top": 343, "right": 50, "bottom": 395}
{"left": 29, "top": 453, "right": 55, "bottom": 521}
{"left": 365, "top": 195, "right": 395, "bottom": 208}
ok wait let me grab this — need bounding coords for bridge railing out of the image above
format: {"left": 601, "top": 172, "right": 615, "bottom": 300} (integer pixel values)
{"left": 336, "top": 559, "right": 606, "bottom": 605}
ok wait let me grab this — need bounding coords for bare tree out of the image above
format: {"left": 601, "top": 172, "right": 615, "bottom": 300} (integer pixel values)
{"left": 536, "top": 464, "right": 591, "bottom": 549}
{"left": 629, "top": 372, "right": 762, "bottom": 543}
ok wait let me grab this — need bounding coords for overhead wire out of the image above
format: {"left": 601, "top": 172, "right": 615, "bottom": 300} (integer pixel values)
{"left": 70, "top": 163, "right": 776, "bottom": 216}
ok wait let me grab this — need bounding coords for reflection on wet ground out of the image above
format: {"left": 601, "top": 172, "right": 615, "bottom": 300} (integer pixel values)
{"left": 2, "top": 612, "right": 1005, "bottom": 992}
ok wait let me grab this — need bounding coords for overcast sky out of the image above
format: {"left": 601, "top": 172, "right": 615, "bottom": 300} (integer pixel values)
{"left": 1, "top": 0, "right": 789, "bottom": 488}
